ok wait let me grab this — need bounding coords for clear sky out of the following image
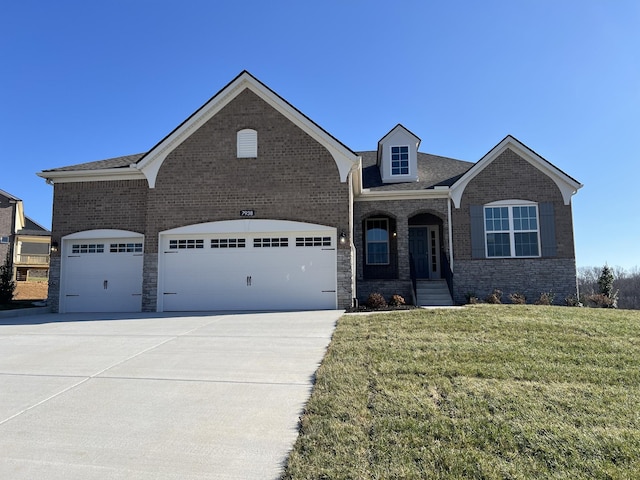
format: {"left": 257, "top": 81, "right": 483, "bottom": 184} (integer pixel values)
{"left": 2, "top": 0, "right": 638, "bottom": 269}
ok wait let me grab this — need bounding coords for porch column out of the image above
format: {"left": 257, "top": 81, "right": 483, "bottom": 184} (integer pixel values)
{"left": 397, "top": 216, "right": 410, "bottom": 280}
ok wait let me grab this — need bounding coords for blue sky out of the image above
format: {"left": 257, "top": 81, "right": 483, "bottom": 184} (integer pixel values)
{"left": 2, "top": 0, "right": 638, "bottom": 269}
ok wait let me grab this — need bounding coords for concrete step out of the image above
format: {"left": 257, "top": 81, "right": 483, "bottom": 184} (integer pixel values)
{"left": 415, "top": 280, "right": 454, "bottom": 306}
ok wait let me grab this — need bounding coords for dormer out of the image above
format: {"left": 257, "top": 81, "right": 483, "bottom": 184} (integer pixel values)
{"left": 377, "top": 124, "right": 421, "bottom": 183}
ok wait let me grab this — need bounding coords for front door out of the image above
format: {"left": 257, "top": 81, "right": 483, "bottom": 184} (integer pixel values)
{"left": 409, "top": 227, "right": 429, "bottom": 278}
{"left": 409, "top": 226, "right": 441, "bottom": 279}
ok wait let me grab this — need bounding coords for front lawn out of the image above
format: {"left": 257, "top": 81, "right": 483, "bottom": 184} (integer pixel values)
{"left": 282, "top": 305, "right": 640, "bottom": 479}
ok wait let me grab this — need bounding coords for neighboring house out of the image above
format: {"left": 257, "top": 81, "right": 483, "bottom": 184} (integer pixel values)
{"left": 37, "top": 71, "right": 582, "bottom": 313}
{"left": 0, "top": 189, "right": 51, "bottom": 282}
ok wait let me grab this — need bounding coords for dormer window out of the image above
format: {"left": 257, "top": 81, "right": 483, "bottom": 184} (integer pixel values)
{"left": 377, "top": 125, "right": 420, "bottom": 184}
{"left": 237, "top": 129, "right": 257, "bottom": 158}
{"left": 391, "top": 146, "right": 409, "bottom": 175}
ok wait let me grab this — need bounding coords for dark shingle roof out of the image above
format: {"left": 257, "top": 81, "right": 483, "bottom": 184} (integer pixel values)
{"left": 18, "top": 216, "right": 50, "bottom": 235}
{"left": 359, "top": 151, "right": 473, "bottom": 191}
{"left": 42, "top": 153, "right": 146, "bottom": 172}
{"left": 0, "top": 189, "right": 21, "bottom": 201}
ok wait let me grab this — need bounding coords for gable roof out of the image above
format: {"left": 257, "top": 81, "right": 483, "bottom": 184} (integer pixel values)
{"left": 17, "top": 216, "right": 51, "bottom": 236}
{"left": 449, "top": 135, "right": 583, "bottom": 207}
{"left": 361, "top": 151, "right": 472, "bottom": 191}
{"left": 38, "top": 71, "right": 360, "bottom": 186}
{"left": 0, "top": 189, "right": 21, "bottom": 202}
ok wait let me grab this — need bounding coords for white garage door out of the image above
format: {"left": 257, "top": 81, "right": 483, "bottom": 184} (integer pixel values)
{"left": 159, "top": 220, "right": 337, "bottom": 311}
{"left": 61, "top": 232, "right": 144, "bottom": 313}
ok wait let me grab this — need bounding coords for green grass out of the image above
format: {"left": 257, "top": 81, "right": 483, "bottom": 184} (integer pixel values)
{"left": 282, "top": 305, "right": 640, "bottom": 479}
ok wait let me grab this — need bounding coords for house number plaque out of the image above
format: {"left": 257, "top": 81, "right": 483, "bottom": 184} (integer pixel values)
{"left": 240, "top": 210, "right": 255, "bottom": 217}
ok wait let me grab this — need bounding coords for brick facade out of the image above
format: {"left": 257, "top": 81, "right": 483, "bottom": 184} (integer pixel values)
{"left": 49, "top": 89, "right": 354, "bottom": 311}
{"left": 451, "top": 148, "right": 578, "bottom": 304}
{"left": 354, "top": 197, "right": 449, "bottom": 302}
{"left": 43, "top": 75, "right": 581, "bottom": 312}
{"left": 0, "top": 194, "right": 13, "bottom": 263}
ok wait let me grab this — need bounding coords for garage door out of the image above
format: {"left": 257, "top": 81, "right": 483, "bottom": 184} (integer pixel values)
{"left": 159, "top": 220, "right": 337, "bottom": 311}
{"left": 61, "top": 231, "right": 144, "bottom": 313}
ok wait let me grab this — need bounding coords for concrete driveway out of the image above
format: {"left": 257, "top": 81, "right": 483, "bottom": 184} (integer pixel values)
{"left": 0, "top": 310, "right": 342, "bottom": 479}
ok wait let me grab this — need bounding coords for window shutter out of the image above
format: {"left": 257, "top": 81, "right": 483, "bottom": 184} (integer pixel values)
{"left": 237, "top": 129, "right": 257, "bottom": 158}
{"left": 470, "top": 205, "right": 485, "bottom": 259}
{"left": 539, "top": 202, "right": 556, "bottom": 257}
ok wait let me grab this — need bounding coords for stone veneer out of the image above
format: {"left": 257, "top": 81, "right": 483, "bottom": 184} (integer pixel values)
{"left": 453, "top": 258, "right": 578, "bottom": 305}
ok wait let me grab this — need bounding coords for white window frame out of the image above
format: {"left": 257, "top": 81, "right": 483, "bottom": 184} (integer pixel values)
{"left": 390, "top": 145, "right": 410, "bottom": 176}
{"left": 365, "top": 218, "right": 390, "bottom": 265}
{"left": 0, "top": 236, "right": 9, "bottom": 244}
{"left": 484, "top": 201, "right": 541, "bottom": 258}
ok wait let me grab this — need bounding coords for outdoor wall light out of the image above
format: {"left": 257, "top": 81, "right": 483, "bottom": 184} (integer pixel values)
{"left": 340, "top": 231, "right": 347, "bottom": 244}
{"left": 50, "top": 241, "right": 59, "bottom": 253}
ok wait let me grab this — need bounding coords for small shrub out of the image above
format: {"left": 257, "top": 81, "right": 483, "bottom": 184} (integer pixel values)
{"left": 0, "top": 251, "right": 15, "bottom": 304}
{"left": 585, "top": 293, "right": 618, "bottom": 309}
{"left": 535, "top": 291, "right": 556, "bottom": 305}
{"left": 389, "top": 294, "right": 405, "bottom": 307}
{"left": 565, "top": 294, "right": 582, "bottom": 307}
{"left": 485, "top": 289, "right": 503, "bottom": 304}
{"left": 366, "top": 292, "right": 387, "bottom": 309}
{"left": 465, "top": 292, "right": 480, "bottom": 304}
{"left": 509, "top": 292, "right": 526, "bottom": 304}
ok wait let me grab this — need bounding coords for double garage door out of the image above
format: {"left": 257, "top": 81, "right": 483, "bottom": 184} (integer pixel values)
{"left": 60, "top": 221, "right": 337, "bottom": 313}
{"left": 159, "top": 220, "right": 337, "bottom": 311}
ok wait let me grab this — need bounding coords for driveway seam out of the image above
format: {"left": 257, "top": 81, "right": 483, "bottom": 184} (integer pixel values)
{"left": 0, "top": 317, "right": 225, "bottom": 426}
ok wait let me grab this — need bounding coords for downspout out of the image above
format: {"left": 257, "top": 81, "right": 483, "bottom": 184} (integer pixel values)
{"left": 447, "top": 197, "right": 454, "bottom": 273}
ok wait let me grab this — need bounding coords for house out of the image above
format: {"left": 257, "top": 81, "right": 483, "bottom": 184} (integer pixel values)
{"left": 37, "top": 71, "right": 582, "bottom": 313}
{"left": 0, "top": 189, "right": 51, "bottom": 283}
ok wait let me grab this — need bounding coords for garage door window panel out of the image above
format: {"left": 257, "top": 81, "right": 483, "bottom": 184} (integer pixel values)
{"left": 72, "top": 244, "right": 104, "bottom": 254}
{"left": 110, "top": 243, "right": 143, "bottom": 253}
{"left": 169, "top": 239, "right": 204, "bottom": 249}
{"left": 254, "top": 238, "right": 289, "bottom": 248}
{"left": 296, "top": 236, "right": 332, "bottom": 247}
{"left": 211, "top": 238, "right": 246, "bottom": 248}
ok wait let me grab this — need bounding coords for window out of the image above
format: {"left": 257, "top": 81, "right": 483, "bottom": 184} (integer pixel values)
{"left": 485, "top": 204, "right": 540, "bottom": 258}
{"left": 391, "top": 146, "right": 409, "bottom": 175}
{"left": 72, "top": 244, "right": 104, "bottom": 254}
{"left": 237, "top": 129, "right": 257, "bottom": 158}
{"left": 211, "top": 238, "right": 246, "bottom": 248}
{"left": 0, "top": 236, "right": 8, "bottom": 244}
{"left": 366, "top": 218, "right": 389, "bottom": 264}
{"left": 169, "top": 239, "right": 204, "bottom": 249}
{"left": 296, "top": 236, "right": 332, "bottom": 247}
{"left": 253, "top": 237, "right": 289, "bottom": 248}
{"left": 110, "top": 243, "right": 143, "bottom": 253}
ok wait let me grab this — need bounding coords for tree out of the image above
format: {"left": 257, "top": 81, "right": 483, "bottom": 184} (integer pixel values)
{"left": 0, "top": 250, "right": 16, "bottom": 304}
{"left": 598, "top": 265, "right": 615, "bottom": 298}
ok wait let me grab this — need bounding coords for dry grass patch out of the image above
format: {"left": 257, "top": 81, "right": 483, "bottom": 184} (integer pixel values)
{"left": 282, "top": 305, "right": 640, "bottom": 479}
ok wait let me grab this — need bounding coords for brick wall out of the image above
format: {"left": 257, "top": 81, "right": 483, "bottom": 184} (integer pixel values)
{"left": 453, "top": 148, "right": 575, "bottom": 259}
{"left": 49, "top": 89, "right": 353, "bottom": 311}
{"left": 453, "top": 258, "right": 578, "bottom": 305}
{"left": 354, "top": 197, "right": 449, "bottom": 281}
{"left": 451, "top": 148, "right": 578, "bottom": 303}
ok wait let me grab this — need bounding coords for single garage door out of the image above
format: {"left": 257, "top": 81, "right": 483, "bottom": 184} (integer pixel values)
{"left": 159, "top": 220, "right": 337, "bottom": 311}
{"left": 60, "top": 231, "right": 144, "bottom": 313}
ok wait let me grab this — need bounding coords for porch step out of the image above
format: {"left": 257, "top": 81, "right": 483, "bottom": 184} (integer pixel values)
{"left": 415, "top": 279, "right": 454, "bottom": 306}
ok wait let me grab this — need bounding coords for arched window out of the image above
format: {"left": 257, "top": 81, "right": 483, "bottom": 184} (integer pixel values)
{"left": 237, "top": 129, "right": 257, "bottom": 158}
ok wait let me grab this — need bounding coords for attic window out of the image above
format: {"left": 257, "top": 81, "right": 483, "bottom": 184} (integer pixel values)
{"left": 391, "top": 146, "right": 409, "bottom": 175}
{"left": 237, "top": 129, "right": 257, "bottom": 158}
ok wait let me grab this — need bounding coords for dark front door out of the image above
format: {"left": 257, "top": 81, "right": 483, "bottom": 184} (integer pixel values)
{"left": 409, "top": 227, "right": 429, "bottom": 278}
